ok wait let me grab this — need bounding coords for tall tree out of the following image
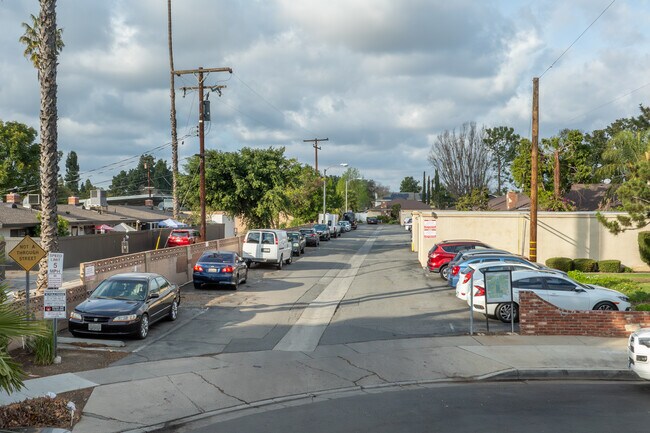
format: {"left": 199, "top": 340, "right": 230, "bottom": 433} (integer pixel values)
{"left": 399, "top": 176, "right": 421, "bottom": 193}
{"left": 421, "top": 171, "right": 426, "bottom": 203}
{"left": 167, "top": 0, "right": 180, "bottom": 219}
{"left": 483, "top": 126, "right": 520, "bottom": 194}
{"left": 428, "top": 122, "right": 491, "bottom": 197}
{"left": 426, "top": 175, "right": 431, "bottom": 205}
{"left": 20, "top": 2, "right": 62, "bottom": 293}
{"left": 64, "top": 150, "right": 79, "bottom": 194}
{"left": 0, "top": 120, "right": 40, "bottom": 194}
{"left": 598, "top": 130, "right": 650, "bottom": 184}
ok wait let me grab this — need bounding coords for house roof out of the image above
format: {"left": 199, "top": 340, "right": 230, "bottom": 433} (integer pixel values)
{"left": 0, "top": 204, "right": 39, "bottom": 228}
{"left": 488, "top": 193, "right": 530, "bottom": 211}
{"left": 105, "top": 205, "right": 174, "bottom": 222}
{"left": 57, "top": 205, "right": 133, "bottom": 225}
{"left": 565, "top": 183, "right": 619, "bottom": 211}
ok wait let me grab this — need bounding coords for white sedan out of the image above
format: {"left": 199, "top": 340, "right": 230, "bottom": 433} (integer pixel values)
{"left": 628, "top": 328, "right": 650, "bottom": 380}
{"left": 468, "top": 269, "right": 632, "bottom": 322}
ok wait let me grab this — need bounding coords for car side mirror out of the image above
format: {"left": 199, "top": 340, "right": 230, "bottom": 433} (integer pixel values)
{"left": 574, "top": 288, "right": 587, "bottom": 293}
{"left": 149, "top": 292, "right": 160, "bottom": 299}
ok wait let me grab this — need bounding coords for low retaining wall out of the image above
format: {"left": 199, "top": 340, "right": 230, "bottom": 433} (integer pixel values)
{"left": 519, "top": 291, "right": 650, "bottom": 337}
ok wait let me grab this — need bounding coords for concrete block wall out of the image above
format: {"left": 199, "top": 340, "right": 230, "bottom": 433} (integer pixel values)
{"left": 519, "top": 291, "right": 650, "bottom": 337}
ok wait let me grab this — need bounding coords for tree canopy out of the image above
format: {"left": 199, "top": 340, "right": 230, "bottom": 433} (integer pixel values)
{"left": 0, "top": 120, "right": 40, "bottom": 195}
{"left": 109, "top": 155, "right": 172, "bottom": 197}
{"left": 399, "top": 176, "right": 421, "bottom": 193}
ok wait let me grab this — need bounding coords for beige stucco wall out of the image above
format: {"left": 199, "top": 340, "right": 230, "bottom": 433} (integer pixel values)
{"left": 412, "top": 211, "right": 649, "bottom": 271}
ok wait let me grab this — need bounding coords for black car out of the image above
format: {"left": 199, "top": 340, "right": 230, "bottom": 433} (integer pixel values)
{"left": 287, "top": 231, "right": 307, "bottom": 255}
{"left": 68, "top": 273, "right": 179, "bottom": 340}
{"left": 343, "top": 211, "right": 358, "bottom": 229}
{"left": 313, "top": 224, "right": 331, "bottom": 241}
{"left": 367, "top": 216, "right": 379, "bottom": 224}
{"left": 299, "top": 228, "right": 320, "bottom": 246}
{"left": 193, "top": 250, "right": 248, "bottom": 290}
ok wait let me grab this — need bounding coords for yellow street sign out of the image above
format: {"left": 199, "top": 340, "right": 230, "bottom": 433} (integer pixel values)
{"left": 8, "top": 236, "right": 47, "bottom": 271}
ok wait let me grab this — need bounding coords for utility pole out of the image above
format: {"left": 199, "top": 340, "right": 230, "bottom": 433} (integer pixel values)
{"left": 303, "top": 138, "right": 328, "bottom": 173}
{"left": 173, "top": 66, "right": 232, "bottom": 241}
{"left": 530, "top": 77, "right": 539, "bottom": 262}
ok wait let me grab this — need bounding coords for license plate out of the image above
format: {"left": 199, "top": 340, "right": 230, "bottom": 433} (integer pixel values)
{"left": 208, "top": 268, "right": 217, "bottom": 273}
{"left": 88, "top": 323, "right": 102, "bottom": 331}
{"left": 262, "top": 248, "right": 270, "bottom": 253}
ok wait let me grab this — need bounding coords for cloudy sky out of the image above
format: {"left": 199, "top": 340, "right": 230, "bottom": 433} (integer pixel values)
{"left": 1, "top": 0, "right": 649, "bottom": 194}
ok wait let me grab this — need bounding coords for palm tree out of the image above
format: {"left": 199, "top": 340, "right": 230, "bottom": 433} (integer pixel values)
{"left": 0, "top": 282, "right": 46, "bottom": 393}
{"left": 19, "top": 2, "right": 62, "bottom": 293}
{"left": 599, "top": 130, "right": 650, "bottom": 184}
{"left": 19, "top": 12, "right": 64, "bottom": 78}
{"left": 168, "top": 0, "right": 180, "bottom": 219}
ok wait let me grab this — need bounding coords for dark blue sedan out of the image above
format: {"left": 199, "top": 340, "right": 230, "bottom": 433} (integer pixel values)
{"left": 193, "top": 250, "right": 248, "bottom": 290}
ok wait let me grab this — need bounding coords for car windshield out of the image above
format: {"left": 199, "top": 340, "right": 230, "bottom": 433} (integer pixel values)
{"left": 91, "top": 279, "right": 148, "bottom": 301}
{"left": 300, "top": 229, "right": 314, "bottom": 234}
{"left": 314, "top": 224, "right": 327, "bottom": 230}
{"left": 172, "top": 231, "right": 189, "bottom": 237}
{"left": 200, "top": 253, "right": 234, "bottom": 263}
{"left": 288, "top": 233, "right": 300, "bottom": 240}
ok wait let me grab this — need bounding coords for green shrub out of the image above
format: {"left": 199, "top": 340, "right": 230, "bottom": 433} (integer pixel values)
{"left": 623, "top": 265, "right": 634, "bottom": 273}
{"left": 635, "top": 304, "right": 650, "bottom": 311}
{"left": 573, "top": 258, "right": 597, "bottom": 272}
{"left": 26, "top": 322, "right": 55, "bottom": 366}
{"left": 639, "top": 232, "right": 650, "bottom": 266}
{"left": 569, "top": 270, "right": 641, "bottom": 297}
{"left": 598, "top": 260, "right": 622, "bottom": 273}
{"left": 629, "top": 290, "right": 650, "bottom": 304}
{"left": 545, "top": 257, "right": 574, "bottom": 272}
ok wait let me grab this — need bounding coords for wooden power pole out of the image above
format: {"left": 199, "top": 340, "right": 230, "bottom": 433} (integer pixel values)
{"left": 530, "top": 77, "right": 539, "bottom": 262}
{"left": 303, "top": 138, "right": 328, "bottom": 173}
{"left": 173, "top": 66, "right": 232, "bottom": 241}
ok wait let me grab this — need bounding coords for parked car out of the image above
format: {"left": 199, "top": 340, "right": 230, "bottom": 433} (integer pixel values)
{"left": 288, "top": 231, "right": 307, "bottom": 255}
{"left": 446, "top": 249, "right": 515, "bottom": 285}
{"left": 367, "top": 216, "right": 379, "bottom": 224}
{"left": 193, "top": 250, "right": 248, "bottom": 290}
{"left": 447, "top": 253, "right": 537, "bottom": 289}
{"left": 337, "top": 221, "right": 351, "bottom": 233}
{"left": 427, "top": 240, "right": 490, "bottom": 279}
{"left": 628, "top": 328, "right": 650, "bottom": 380}
{"left": 167, "top": 229, "right": 200, "bottom": 247}
{"left": 68, "top": 273, "right": 179, "bottom": 340}
{"left": 300, "top": 228, "right": 321, "bottom": 246}
{"left": 328, "top": 220, "right": 341, "bottom": 238}
{"left": 313, "top": 224, "right": 331, "bottom": 241}
{"left": 343, "top": 211, "right": 358, "bottom": 229}
{"left": 456, "top": 261, "right": 563, "bottom": 301}
{"left": 404, "top": 217, "right": 412, "bottom": 231}
{"left": 469, "top": 270, "right": 631, "bottom": 322}
{"left": 242, "top": 229, "right": 292, "bottom": 270}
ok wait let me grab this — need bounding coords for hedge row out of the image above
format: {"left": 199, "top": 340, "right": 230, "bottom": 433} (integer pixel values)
{"left": 545, "top": 257, "right": 627, "bottom": 273}
{"left": 567, "top": 270, "right": 649, "bottom": 303}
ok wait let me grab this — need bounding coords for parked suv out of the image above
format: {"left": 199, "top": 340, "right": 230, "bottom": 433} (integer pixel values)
{"left": 427, "top": 240, "right": 490, "bottom": 279}
{"left": 167, "top": 229, "right": 200, "bottom": 247}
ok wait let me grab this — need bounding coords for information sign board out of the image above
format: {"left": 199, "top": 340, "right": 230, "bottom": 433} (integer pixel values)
{"left": 44, "top": 289, "right": 67, "bottom": 319}
{"left": 423, "top": 220, "right": 437, "bottom": 238}
{"left": 47, "top": 252, "right": 64, "bottom": 288}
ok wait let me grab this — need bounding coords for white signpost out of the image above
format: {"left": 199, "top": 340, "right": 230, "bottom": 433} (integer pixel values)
{"left": 45, "top": 252, "right": 65, "bottom": 361}
{"left": 47, "top": 252, "right": 64, "bottom": 288}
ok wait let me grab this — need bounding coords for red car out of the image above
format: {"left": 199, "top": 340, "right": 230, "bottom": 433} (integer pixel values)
{"left": 427, "top": 240, "right": 490, "bottom": 280}
{"left": 167, "top": 229, "right": 200, "bottom": 247}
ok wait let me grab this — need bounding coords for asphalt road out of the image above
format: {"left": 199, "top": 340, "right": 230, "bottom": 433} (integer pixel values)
{"left": 65, "top": 224, "right": 514, "bottom": 363}
{"left": 184, "top": 381, "right": 650, "bottom": 433}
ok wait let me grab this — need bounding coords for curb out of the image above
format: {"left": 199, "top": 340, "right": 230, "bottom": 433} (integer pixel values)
{"left": 120, "top": 369, "right": 642, "bottom": 433}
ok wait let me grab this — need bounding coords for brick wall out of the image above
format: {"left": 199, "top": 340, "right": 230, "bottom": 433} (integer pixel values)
{"left": 519, "top": 290, "right": 650, "bottom": 337}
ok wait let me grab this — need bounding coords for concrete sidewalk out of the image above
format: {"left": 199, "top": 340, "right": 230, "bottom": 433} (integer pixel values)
{"left": 0, "top": 334, "right": 637, "bottom": 433}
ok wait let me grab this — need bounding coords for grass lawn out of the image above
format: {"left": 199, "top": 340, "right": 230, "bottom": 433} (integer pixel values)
{"left": 598, "top": 273, "right": 650, "bottom": 291}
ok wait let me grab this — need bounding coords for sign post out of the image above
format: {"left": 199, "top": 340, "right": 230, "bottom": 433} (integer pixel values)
{"left": 8, "top": 236, "right": 47, "bottom": 315}
{"left": 46, "top": 252, "right": 65, "bottom": 362}
{"left": 483, "top": 269, "right": 514, "bottom": 333}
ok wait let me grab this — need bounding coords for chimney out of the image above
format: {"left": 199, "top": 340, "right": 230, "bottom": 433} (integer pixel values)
{"left": 6, "top": 193, "right": 21, "bottom": 204}
{"left": 144, "top": 199, "right": 154, "bottom": 208}
{"left": 506, "top": 191, "right": 518, "bottom": 210}
{"left": 68, "top": 196, "right": 79, "bottom": 206}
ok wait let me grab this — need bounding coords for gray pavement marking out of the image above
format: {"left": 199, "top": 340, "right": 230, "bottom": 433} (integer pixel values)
{"left": 273, "top": 229, "right": 379, "bottom": 352}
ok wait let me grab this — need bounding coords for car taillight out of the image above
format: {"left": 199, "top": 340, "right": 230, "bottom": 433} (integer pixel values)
{"left": 474, "top": 285, "right": 485, "bottom": 297}
{"left": 222, "top": 266, "right": 234, "bottom": 273}
{"left": 452, "top": 265, "right": 460, "bottom": 276}
{"left": 462, "top": 270, "right": 474, "bottom": 284}
{"left": 275, "top": 238, "right": 278, "bottom": 245}
{"left": 193, "top": 264, "right": 203, "bottom": 272}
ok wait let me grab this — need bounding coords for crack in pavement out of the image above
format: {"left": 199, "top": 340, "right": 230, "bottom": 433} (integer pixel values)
{"left": 82, "top": 411, "right": 145, "bottom": 426}
{"left": 337, "top": 355, "right": 391, "bottom": 383}
{"left": 167, "top": 376, "right": 204, "bottom": 414}
{"left": 296, "top": 361, "right": 355, "bottom": 385}
{"left": 353, "top": 372, "right": 385, "bottom": 386}
{"left": 194, "top": 372, "right": 249, "bottom": 405}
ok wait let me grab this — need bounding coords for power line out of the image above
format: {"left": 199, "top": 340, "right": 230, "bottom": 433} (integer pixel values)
{"left": 539, "top": 0, "right": 616, "bottom": 79}
{"left": 567, "top": 81, "right": 650, "bottom": 123}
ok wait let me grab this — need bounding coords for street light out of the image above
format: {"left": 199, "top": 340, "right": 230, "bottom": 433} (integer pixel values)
{"left": 345, "top": 177, "right": 363, "bottom": 213}
{"left": 323, "top": 163, "right": 348, "bottom": 221}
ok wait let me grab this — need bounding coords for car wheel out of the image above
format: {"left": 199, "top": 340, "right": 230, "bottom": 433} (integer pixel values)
{"left": 241, "top": 268, "right": 247, "bottom": 284}
{"left": 167, "top": 298, "right": 179, "bottom": 321}
{"left": 137, "top": 314, "right": 150, "bottom": 340}
{"left": 593, "top": 301, "right": 617, "bottom": 311}
{"left": 233, "top": 274, "right": 239, "bottom": 290}
{"left": 439, "top": 265, "right": 449, "bottom": 281}
{"left": 286, "top": 255, "right": 292, "bottom": 265}
{"left": 277, "top": 256, "right": 283, "bottom": 270}
{"left": 495, "top": 303, "right": 519, "bottom": 323}
{"left": 193, "top": 282, "right": 202, "bottom": 290}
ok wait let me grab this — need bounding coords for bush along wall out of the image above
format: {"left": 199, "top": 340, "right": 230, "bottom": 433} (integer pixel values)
{"left": 573, "top": 258, "right": 598, "bottom": 272}
{"left": 597, "top": 260, "right": 622, "bottom": 273}
{"left": 640, "top": 231, "right": 650, "bottom": 266}
{"left": 545, "top": 257, "right": 574, "bottom": 272}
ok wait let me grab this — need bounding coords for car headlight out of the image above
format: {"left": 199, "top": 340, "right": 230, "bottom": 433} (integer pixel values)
{"left": 618, "top": 296, "right": 630, "bottom": 302}
{"left": 113, "top": 314, "right": 138, "bottom": 322}
{"left": 70, "top": 311, "right": 82, "bottom": 320}
{"left": 293, "top": 243, "right": 299, "bottom": 246}
{"left": 639, "top": 338, "right": 650, "bottom": 348}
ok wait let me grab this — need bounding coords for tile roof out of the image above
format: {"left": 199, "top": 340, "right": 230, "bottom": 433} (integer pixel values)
{"left": 0, "top": 204, "right": 39, "bottom": 227}
{"left": 565, "top": 183, "right": 619, "bottom": 211}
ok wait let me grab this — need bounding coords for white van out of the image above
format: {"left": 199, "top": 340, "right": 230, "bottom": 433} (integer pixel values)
{"left": 242, "top": 229, "right": 293, "bottom": 270}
